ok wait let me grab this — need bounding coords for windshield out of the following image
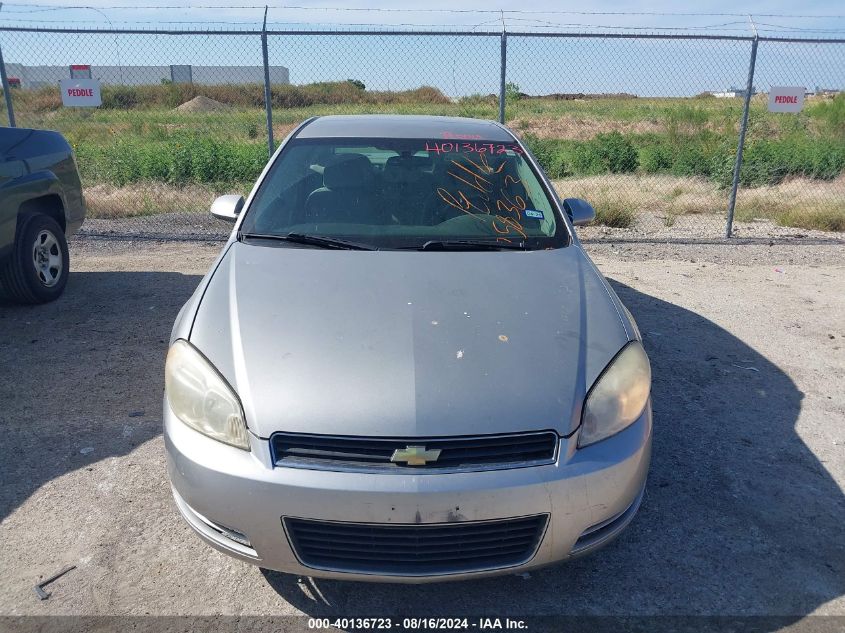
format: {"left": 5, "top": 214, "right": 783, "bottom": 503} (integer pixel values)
{"left": 239, "top": 137, "right": 569, "bottom": 250}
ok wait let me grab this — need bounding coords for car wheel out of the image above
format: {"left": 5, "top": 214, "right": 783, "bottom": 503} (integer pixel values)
{"left": 0, "top": 212, "right": 69, "bottom": 304}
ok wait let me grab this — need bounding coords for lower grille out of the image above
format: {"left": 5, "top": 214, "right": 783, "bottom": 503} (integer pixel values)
{"left": 284, "top": 515, "right": 548, "bottom": 576}
{"left": 270, "top": 431, "right": 558, "bottom": 472}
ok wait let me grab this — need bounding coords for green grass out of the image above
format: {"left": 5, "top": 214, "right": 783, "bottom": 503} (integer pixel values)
{"left": 774, "top": 207, "right": 845, "bottom": 232}
{"left": 593, "top": 200, "right": 637, "bottom": 228}
{"left": 734, "top": 194, "right": 845, "bottom": 233}
{"left": 74, "top": 136, "right": 268, "bottom": 187}
{"left": 4, "top": 83, "right": 842, "bottom": 231}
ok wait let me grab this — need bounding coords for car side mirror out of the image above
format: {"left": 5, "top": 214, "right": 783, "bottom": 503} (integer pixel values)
{"left": 562, "top": 198, "right": 596, "bottom": 226}
{"left": 210, "top": 195, "right": 245, "bottom": 223}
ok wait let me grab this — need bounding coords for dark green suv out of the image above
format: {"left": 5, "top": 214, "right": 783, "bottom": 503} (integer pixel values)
{"left": 0, "top": 127, "right": 85, "bottom": 303}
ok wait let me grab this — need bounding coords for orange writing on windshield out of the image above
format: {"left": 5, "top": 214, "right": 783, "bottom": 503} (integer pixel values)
{"left": 431, "top": 145, "right": 528, "bottom": 241}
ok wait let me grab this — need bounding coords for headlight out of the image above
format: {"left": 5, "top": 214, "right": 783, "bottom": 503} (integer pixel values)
{"left": 578, "top": 342, "right": 651, "bottom": 448}
{"left": 165, "top": 339, "right": 250, "bottom": 450}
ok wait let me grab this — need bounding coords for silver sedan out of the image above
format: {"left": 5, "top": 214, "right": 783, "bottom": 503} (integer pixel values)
{"left": 164, "top": 114, "right": 652, "bottom": 582}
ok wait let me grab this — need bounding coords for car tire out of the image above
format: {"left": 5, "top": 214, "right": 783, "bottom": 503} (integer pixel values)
{"left": 0, "top": 212, "right": 69, "bottom": 304}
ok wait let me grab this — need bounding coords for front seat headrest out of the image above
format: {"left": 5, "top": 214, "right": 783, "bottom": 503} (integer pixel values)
{"left": 323, "top": 154, "right": 373, "bottom": 189}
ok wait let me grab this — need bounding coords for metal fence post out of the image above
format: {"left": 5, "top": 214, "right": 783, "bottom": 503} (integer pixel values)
{"left": 498, "top": 30, "right": 507, "bottom": 124}
{"left": 261, "top": 6, "right": 274, "bottom": 158}
{"left": 725, "top": 35, "right": 759, "bottom": 238}
{"left": 0, "top": 36, "right": 16, "bottom": 127}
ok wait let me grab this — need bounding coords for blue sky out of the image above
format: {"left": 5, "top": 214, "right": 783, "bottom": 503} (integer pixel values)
{"left": 0, "top": 2, "right": 843, "bottom": 96}
{"left": 2, "top": 0, "right": 845, "bottom": 32}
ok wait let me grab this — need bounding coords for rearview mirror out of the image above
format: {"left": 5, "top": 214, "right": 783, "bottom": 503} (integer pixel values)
{"left": 210, "top": 195, "right": 245, "bottom": 223}
{"left": 562, "top": 198, "right": 596, "bottom": 227}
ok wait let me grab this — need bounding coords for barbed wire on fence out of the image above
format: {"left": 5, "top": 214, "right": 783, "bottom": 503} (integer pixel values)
{"left": 3, "top": 4, "right": 845, "bottom": 18}
{"left": 2, "top": 5, "right": 845, "bottom": 36}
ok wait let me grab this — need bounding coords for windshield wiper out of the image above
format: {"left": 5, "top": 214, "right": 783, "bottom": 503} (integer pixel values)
{"left": 413, "top": 239, "right": 528, "bottom": 251}
{"left": 240, "top": 232, "right": 376, "bottom": 251}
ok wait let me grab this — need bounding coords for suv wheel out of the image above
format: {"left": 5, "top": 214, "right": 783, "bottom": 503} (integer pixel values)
{"left": 0, "top": 212, "right": 69, "bottom": 304}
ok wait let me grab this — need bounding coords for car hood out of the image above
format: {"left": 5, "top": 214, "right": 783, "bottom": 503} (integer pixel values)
{"left": 189, "top": 242, "right": 630, "bottom": 439}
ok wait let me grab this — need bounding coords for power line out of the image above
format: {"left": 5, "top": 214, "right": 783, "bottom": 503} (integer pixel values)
{"left": 0, "top": 18, "right": 787, "bottom": 32}
{"left": 1, "top": 15, "right": 842, "bottom": 36}
{"left": 0, "top": 15, "right": 749, "bottom": 29}
{"left": 504, "top": 17, "right": 752, "bottom": 31}
{"left": 1, "top": 3, "right": 845, "bottom": 20}
{"left": 755, "top": 22, "right": 845, "bottom": 33}
{"left": 0, "top": 17, "right": 507, "bottom": 27}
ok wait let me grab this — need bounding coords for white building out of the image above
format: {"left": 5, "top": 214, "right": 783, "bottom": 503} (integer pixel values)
{"left": 710, "top": 86, "right": 757, "bottom": 99}
{"left": 3, "top": 63, "right": 289, "bottom": 88}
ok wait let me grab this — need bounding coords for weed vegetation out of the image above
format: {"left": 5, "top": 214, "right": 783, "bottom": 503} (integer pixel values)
{"left": 7, "top": 81, "right": 843, "bottom": 231}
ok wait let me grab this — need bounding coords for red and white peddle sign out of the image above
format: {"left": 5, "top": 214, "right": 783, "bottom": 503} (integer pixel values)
{"left": 59, "top": 78, "right": 102, "bottom": 107}
{"left": 768, "top": 86, "right": 805, "bottom": 113}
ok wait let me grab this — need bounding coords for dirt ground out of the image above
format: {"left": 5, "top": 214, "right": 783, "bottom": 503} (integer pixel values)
{"left": 0, "top": 237, "right": 843, "bottom": 621}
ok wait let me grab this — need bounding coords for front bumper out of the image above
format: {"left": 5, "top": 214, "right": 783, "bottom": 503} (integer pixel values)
{"left": 165, "top": 402, "right": 652, "bottom": 583}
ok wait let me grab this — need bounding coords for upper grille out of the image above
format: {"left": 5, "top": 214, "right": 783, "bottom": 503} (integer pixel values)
{"left": 284, "top": 515, "right": 548, "bottom": 575}
{"left": 270, "top": 431, "right": 558, "bottom": 472}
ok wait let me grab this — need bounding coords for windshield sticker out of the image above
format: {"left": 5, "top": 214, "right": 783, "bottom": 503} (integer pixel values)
{"left": 424, "top": 141, "right": 524, "bottom": 156}
{"left": 524, "top": 209, "right": 544, "bottom": 219}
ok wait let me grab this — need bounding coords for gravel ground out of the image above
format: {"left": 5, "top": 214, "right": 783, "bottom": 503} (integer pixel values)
{"left": 0, "top": 236, "right": 843, "bottom": 620}
{"left": 77, "top": 206, "right": 845, "bottom": 243}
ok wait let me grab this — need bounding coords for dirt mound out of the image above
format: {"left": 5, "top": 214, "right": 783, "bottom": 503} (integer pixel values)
{"left": 174, "top": 95, "right": 230, "bottom": 112}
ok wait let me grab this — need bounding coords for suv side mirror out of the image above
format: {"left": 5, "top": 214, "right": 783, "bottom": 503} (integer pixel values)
{"left": 562, "top": 198, "right": 596, "bottom": 226}
{"left": 210, "top": 195, "right": 245, "bottom": 223}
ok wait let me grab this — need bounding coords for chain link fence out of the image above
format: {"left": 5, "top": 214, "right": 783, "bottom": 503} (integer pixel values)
{"left": 0, "top": 28, "right": 274, "bottom": 239}
{"left": 732, "top": 39, "right": 845, "bottom": 238}
{"left": 0, "top": 25, "right": 842, "bottom": 241}
{"left": 506, "top": 33, "right": 755, "bottom": 241}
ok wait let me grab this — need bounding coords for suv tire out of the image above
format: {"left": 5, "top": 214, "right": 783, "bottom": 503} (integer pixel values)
{"left": 0, "top": 212, "right": 69, "bottom": 304}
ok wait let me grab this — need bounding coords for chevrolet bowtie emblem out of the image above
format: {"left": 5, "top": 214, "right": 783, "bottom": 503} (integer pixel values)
{"left": 390, "top": 445, "right": 442, "bottom": 466}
